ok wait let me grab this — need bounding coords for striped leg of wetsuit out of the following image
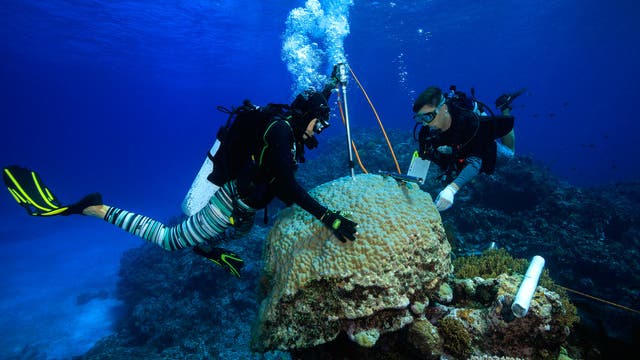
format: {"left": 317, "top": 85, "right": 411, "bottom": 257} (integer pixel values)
{"left": 103, "top": 181, "right": 256, "bottom": 250}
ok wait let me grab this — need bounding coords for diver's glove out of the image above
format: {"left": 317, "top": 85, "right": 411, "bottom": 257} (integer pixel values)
{"left": 322, "top": 64, "right": 343, "bottom": 97}
{"left": 320, "top": 209, "right": 358, "bottom": 242}
{"left": 435, "top": 183, "right": 459, "bottom": 211}
{"left": 330, "top": 64, "right": 340, "bottom": 85}
{"left": 193, "top": 245, "right": 244, "bottom": 278}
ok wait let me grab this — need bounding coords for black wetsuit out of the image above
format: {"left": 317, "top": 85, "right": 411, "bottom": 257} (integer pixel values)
{"left": 419, "top": 105, "right": 514, "bottom": 180}
{"left": 210, "top": 109, "right": 327, "bottom": 219}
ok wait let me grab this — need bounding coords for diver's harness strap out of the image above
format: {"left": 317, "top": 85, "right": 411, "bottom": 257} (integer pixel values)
{"left": 207, "top": 151, "right": 216, "bottom": 162}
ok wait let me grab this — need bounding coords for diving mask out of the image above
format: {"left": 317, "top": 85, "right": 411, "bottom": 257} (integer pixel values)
{"left": 313, "top": 116, "right": 330, "bottom": 134}
{"left": 413, "top": 95, "right": 445, "bottom": 125}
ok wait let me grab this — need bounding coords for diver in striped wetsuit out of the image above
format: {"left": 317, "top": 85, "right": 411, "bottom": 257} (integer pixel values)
{"left": 4, "top": 66, "right": 359, "bottom": 277}
{"left": 54, "top": 67, "right": 357, "bottom": 276}
{"left": 101, "top": 181, "right": 254, "bottom": 252}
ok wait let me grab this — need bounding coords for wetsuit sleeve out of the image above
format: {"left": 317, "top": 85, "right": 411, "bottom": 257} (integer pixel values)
{"left": 265, "top": 122, "right": 328, "bottom": 219}
{"left": 452, "top": 156, "right": 481, "bottom": 188}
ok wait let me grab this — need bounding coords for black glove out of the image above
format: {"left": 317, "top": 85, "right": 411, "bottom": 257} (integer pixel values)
{"left": 320, "top": 209, "right": 358, "bottom": 242}
{"left": 331, "top": 64, "right": 340, "bottom": 83}
{"left": 322, "top": 65, "right": 340, "bottom": 98}
{"left": 332, "top": 63, "right": 349, "bottom": 85}
{"left": 323, "top": 63, "right": 348, "bottom": 99}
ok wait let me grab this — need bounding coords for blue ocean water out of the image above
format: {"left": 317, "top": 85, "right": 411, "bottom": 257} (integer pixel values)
{"left": 0, "top": 0, "right": 638, "bottom": 358}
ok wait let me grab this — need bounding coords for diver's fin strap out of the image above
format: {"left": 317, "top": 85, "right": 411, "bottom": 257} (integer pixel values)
{"left": 2, "top": 166, "right": 69, "bottom": 216}
{"left": 193, "top": 246, "right": 244, "bottom": 278}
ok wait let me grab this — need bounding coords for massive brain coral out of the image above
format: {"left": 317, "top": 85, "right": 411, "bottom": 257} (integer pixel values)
{"left": 251, "top": 174, "right": 452, "bottom": 351}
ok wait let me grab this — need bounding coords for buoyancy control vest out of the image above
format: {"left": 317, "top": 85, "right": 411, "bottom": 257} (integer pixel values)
{"left": 208, "top": 102, "right": 291, "bottom": 188}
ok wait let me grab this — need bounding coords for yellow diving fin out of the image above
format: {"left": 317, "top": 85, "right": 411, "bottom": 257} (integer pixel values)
{"left": 2, "top": 165, "right": 102, "bottom": 216}
{"left": 193, "top": 245, "right": 244, "bottom": 278}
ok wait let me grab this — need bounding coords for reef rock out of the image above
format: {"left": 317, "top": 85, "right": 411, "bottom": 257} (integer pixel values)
{"left": 251, "top": 174, "right": 452, "bottom": 351}
{"left": 435, "top": 274, "right": 573, "bottom": 359}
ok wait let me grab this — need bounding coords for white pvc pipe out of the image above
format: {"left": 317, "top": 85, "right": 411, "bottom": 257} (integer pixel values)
{"left": 511, "top": 255, "right": 545, "bottom": 318}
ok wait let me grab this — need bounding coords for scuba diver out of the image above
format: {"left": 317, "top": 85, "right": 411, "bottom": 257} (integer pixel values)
{"left": 3, "top": 65, "right": 358, "bottom": 278}
{"left": 412, "top": 85, "right": 524, "bottom": 211}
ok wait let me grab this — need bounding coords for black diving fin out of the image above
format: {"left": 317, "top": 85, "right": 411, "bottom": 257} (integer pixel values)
{"left": 2, "top": 165, "right": 102, "bottom": 216}
{"left": 193, "top": 245, "right": 245, "bottom": 278}
{"left": 495, "top": 88, "right": 527, "bottom": 111}
{"left": 509, "top": 87, "right": 527, "bottom": 103}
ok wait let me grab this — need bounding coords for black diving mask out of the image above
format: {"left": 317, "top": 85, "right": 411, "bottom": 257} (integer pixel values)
{"left": 305, "top": 116, "right": 329, "bottom": 149}
{"left": 313, "top": 117, "right": 330, "bottom": 134}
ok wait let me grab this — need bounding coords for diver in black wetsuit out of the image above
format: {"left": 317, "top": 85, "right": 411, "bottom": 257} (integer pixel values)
{"left": 6, "top": 66, "right": 359, "bottom": 277}
{"left": 413, "top": 86, "right": 521, "bottom": 211}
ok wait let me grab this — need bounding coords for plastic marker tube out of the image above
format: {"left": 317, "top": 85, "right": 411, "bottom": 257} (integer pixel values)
{"left": 511, "top": 255, "right": 545, "bottom": 318}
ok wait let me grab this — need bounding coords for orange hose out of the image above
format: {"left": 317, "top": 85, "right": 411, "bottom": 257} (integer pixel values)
{"left": 336, "top": 88, "right": 346, "bottom": 126}
{"left": 351, "top": 140, "right": 368, "bottom": 174}
{"left": 557, "top": 285, "right": 640, "bottom": 315}
{"left": 348, "top": 66, "right": 402, "bottom": 174}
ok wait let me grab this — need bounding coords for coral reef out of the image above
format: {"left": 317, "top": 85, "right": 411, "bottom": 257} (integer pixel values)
{"left": 407, "top": 320, "right": 441, "bottom": 359}
{"left": 251, "top": 174, "right": 452, "bottom": 351}
{"left": 452, "top": 248, "right": 579, "bottom": 331}
{"left": 453, "top": 248, "right": 529, "bottom": 280}
{"left": 301, "top": 127, "right": 639, "bottom": 357}
{"left": 438, "top": 317, "right": 471, "bottom": 359}
{"left": 81, "top": 127, "right": 639, "bottom": 359}
{"left": 445, "top": 273, "right": 573, "bottom": 359}
{"left": 252, "top": 173, "right": 577, "bottom": 359}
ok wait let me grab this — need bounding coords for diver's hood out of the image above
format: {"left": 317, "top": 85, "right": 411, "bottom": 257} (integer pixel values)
{"left": 290, "top": 90, "right": 330, "bottom": 140}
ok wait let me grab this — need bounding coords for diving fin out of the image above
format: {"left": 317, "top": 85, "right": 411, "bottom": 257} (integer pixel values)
{"left": 63, "top": 192, "right": 103, "bottom": 216}
{"left": 504, "top": 87, "right": 527, "bottom": 108}
{"left": 2, "top": 165, "right": 102, "bottom": 216}
{"left": 193, "top": 245, "right": 244, "bottom": 278}
{"left": 496, "top": 88, "right": 527, "bottom": 111}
